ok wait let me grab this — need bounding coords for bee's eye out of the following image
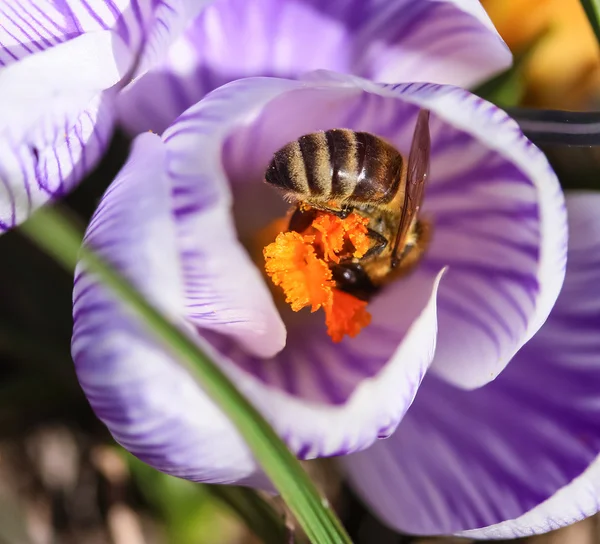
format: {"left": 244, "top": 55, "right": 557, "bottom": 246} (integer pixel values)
{"left": 341, "top": 267, "right": 358, "bottom": 284}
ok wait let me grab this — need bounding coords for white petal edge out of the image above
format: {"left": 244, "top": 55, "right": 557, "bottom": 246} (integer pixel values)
{"left": 118, "top": 0, "right": 511, "bottom": 134}
{"left": 162, "top": 78, "right": 310, "bottom": 357}
{"left": 459, "top": 457, "right": 600, "bottom": 540}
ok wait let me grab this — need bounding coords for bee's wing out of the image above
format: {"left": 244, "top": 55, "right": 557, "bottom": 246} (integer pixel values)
{"left": 391, "top": 109, "right": 431, "bottom": 267}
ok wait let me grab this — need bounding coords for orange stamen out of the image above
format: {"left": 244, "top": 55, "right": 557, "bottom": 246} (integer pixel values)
{"left": 310, "top": 212, "right": 371, "bottom": 262}
{"left": 324, "top": 289, "right": 372, "bottom": 342}
{"left": 263, "top": 208, "right": 373, "bottom": 341}
{"left": 344, "top": 214, "right": 371, "bottom": 258}
{"left": 264, "top": 231, "right": 333, "bottom": 312}
{"left": 311, "top": 213, "right": 347, "bottom": 263}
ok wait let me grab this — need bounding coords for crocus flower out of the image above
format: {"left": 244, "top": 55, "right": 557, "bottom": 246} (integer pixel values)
{"left": 0, "top": 0, "right": 208, "bottom": 232}
{"left": 70, "top": 66, "right": 595, "bottom": 537}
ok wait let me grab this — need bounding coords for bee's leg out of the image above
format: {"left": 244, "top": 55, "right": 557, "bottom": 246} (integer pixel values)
{"left": 288, "top": 206, "right": 317, "bottom": 233}
{"left": 318, "top": 205, "right": 353, "bottom": 219}
{"left": 363, "top": 229, "right": 388, "bottom": 258}
{"left": 337, "top": 206, "right": 352, "bottom": 219}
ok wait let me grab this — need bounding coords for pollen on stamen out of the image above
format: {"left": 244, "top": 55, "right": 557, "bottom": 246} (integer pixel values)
{"left": 264, "top": 231, "right": 333, "bottom": 312}
{"left": 263, "top": 209, "right": 373, "bottom": 342}
{"left": 311, "top": 212, "right": 371, "bottom": 262}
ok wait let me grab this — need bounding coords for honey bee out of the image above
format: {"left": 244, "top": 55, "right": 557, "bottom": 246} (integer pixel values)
{"left": 264, "top": 109, "right": 431, "bottom": 301}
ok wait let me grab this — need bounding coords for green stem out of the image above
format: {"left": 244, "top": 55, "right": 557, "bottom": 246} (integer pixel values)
{"left": 208, "top": 485, "right": 297, "bottom": 544}
{"left": 20, "top": 205, "right": 352, "bottom": 544}
{"left": 580, "top": 0, "right": 600, "bottom": 47}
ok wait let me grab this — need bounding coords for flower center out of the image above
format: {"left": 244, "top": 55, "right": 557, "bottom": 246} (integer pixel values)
{"left": 262, "top": 205, "right": 375, "bottom": 342}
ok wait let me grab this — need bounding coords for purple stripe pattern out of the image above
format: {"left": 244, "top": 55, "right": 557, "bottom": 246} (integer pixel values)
{"left": 117, "top": 0, "right": 511, "bottom": 134}
{"left": 345, "top": 193, "right": 600, "bottom": 536}
{"left": 0, "top": 92, "right": 114, "bottom": 230}
{"left": 72, "top": 71, "right": 569, "bottom": 486}
{"left": 0, "top": 0, "right": 180, "bottom": 66}
{"left": 0, "top": 0, "right": 211, "bottom": 233}
{"left": 72, "top": 133, "right": 261, "bottom": 485}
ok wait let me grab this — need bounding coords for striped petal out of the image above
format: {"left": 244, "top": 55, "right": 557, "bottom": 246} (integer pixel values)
{"left": 0, "top": 0, "right": 213, "bottom": 232}
{"left": 72, "top": 133, "right": 261, "bottom": 485}
{"left": 344, "top": 192, "right": 600, "bottom": 537}
{"left": 391, "top": 82, "right": 567, "bottom": 388}
{"left": 0, "top": 31, "right": 128, "bottom": 231}
{"left": 0, "top": 0, "right": 194, "bottom": 67}
{"left": 1, "top": 0, "right": 121, "bottom": 65}
{"left": 118, "top": 0, "right": 511, "bottom": 134}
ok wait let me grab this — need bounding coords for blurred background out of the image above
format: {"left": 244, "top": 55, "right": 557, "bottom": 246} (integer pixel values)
{"left": 1, "top": 1, "right": 599, "bottom": 543}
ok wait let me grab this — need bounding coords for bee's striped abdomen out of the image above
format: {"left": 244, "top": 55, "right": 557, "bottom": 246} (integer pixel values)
{"left": 264, "top": 129, "right": 404, "bottom": 205}
{"left": 264, "top": 140, "right": 309, "bottom": 195}
{"left": 352, "top": 132, "right": 403, "bottom": 204}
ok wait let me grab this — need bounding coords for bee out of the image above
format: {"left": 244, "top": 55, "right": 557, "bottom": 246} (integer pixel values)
{"left": 264, "top": 109, "right": 431, "bottom": 301}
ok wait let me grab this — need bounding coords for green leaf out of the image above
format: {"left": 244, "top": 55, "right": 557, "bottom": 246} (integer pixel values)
{"left": 20, "top": 205, "right": 352, "bottom": 544}
{"left": 580, "top": 0, "right": 600, "bottom": 47}
{"left": 128, "top": 451, "right": 294, "bottom": 544}
{"left": 209, "top": 485, "right": 296, "bottom": 544}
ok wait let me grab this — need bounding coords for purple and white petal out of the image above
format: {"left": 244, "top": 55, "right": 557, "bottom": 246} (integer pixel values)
{"left": 118, "top": 0, "right": 511, "bottom": 134}
{"left": 0, "top": 0, "right": 186, "bottom": 67}
{"left": 162, "top": 79, "right": 299, "bottom": 358}
{"left": 72, "top": 133, "right": 261, "bottom": 485}
{"left": 0, "top": 0, "right": 213, "bottom": 232}
{"left": 396, "top": 81, "right": 567, "bottom": 388}
{"left": 458, "top": 192, "right": 600, "bottom": 539}
{"left": 0, "top": 31, "right": 128, "bottom": 231}
{"left": 0, "top": 3, "right": 135, "bottom": 232}
{"left": 0, "top": 0, "right": 121, "bottom": 65}
{"left": 344, "top": 193, "right": 600, "bottom": 536}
